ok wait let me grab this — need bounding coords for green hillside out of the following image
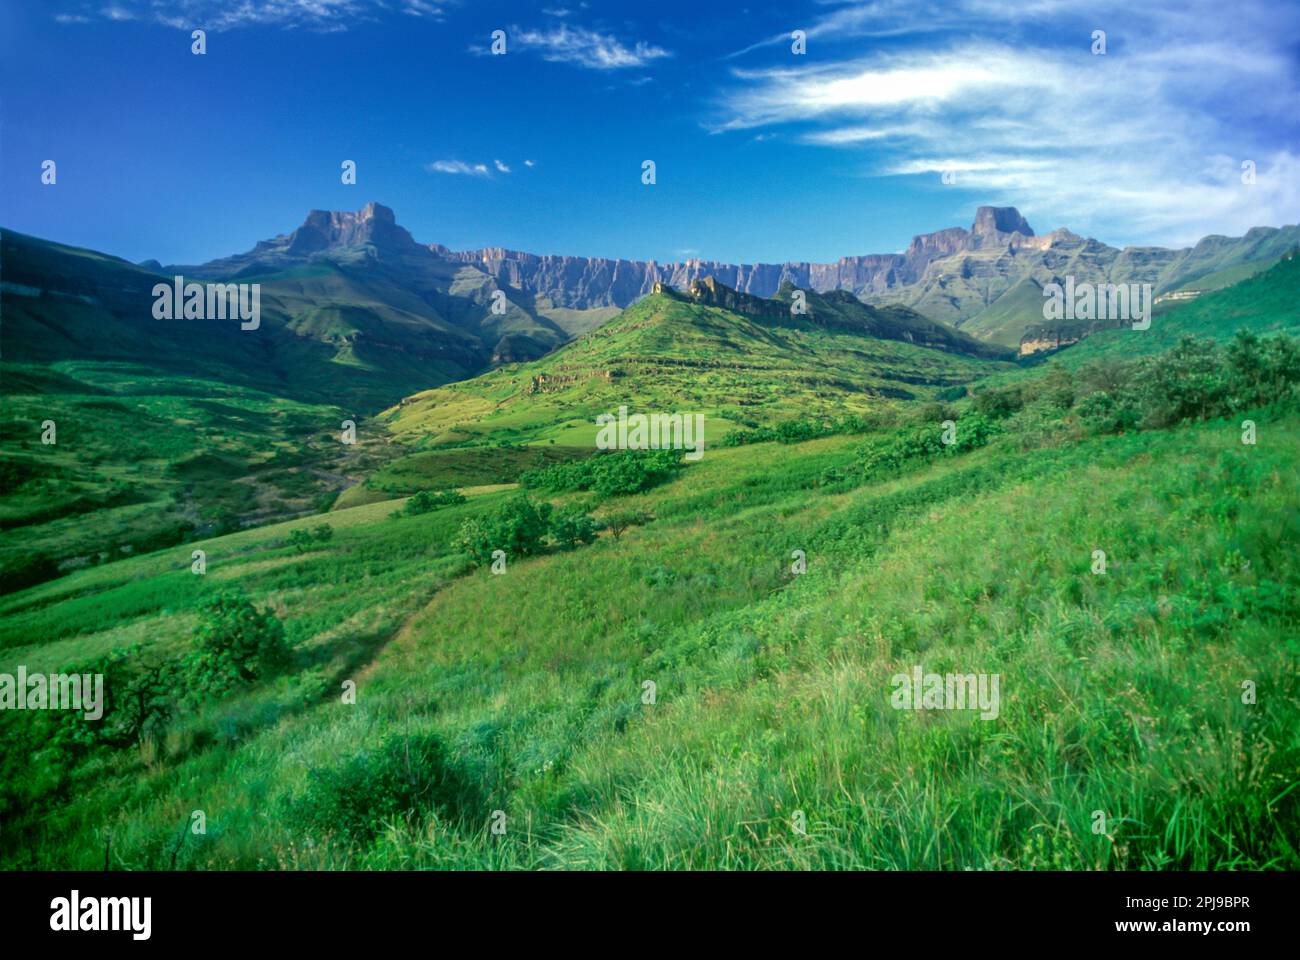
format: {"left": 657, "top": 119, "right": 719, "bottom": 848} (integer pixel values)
{"left": 1044, "top": 253, "right": 1300, "bottom": 369}
{"left": 2, "top": 326, "right": 1297, "bottom": 869}
{"left": 384, "top": 285, "right": 1011, "bottom": 448}
{"left": 2, "top": 229, "right": 1298, "bottom": 873}
{"left": 961, "top": 276, "right": 1048, "bottom": 347}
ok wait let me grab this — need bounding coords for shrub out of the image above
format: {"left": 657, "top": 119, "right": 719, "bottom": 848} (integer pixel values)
{"left": 0, "top": 553, "right": 61, "bottom": 595}
{"left": 401, "top": 488, "right": 466, "bottom": 517}
{"left": 186, "top": 591, "right": 291, "bottom": 697}
{"left": 601, "top": 509, "right": 652, "bottom": 541}
{"left": 549, "top": 506, "right": 598, "bottom": 549}
{"left": 1074, "top": 390, "right": 1141, "bottom": 435}
{"left": 288, "top": 525, "right": 331, "bottom": 553}
{"left": 973, "top": 385, "right": 1024, "bottom": 419}
{"left": 44, "top": 647, "right": 177, "bottom": 754}
{"left": 288, "top": 733, "right": 481, "bottom": 844}
{"left": 858, "top": 413, "right": 998, "bottom": 477}
{"left": 457, "top": 496, "right": 552, "bottom": 565}
{"left": 521, "top": 449, "right": 682, "bottom": 497}
{"left": 1135, "top": 336, "right": 1227, "bottom": 427}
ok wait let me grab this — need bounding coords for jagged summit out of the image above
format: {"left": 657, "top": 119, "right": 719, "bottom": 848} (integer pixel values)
{"left": 170, "top": 202, "right": 1299, "bottom": 353}
{"left": 646, "top": 274, "right": 1012, "bottom": 360}
{"left": 971, "top": 206, "right": 1034, "bottom": 239}
{"left": 283, "top": 201, "right": 415, "bottom": 254}
{"left": 175, "top": 202, "right": 426, "bottom": 277}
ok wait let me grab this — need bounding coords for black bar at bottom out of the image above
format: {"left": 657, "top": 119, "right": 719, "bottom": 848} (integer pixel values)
{"left": 0, "top": 869, "right": 1284, "bottom": 946}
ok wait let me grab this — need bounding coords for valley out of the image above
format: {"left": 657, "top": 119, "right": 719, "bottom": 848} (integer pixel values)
{"left": 1, "top": 213, "right": 1297, "bottom": 872}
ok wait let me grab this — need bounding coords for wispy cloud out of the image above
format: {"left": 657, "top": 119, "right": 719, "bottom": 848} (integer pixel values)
{"left": 426, "top": 160, "right": 492, "bottom": 177}
{"left": 52, "top": 0, "right": 449, "bottom": 32}
{"left": 718, "top": 0, "right": 1300, "bottom": 245}
{"left": 493, "top": 159, "right": 510, "bottom": 173}
{"left": 506, "top": 24, "right": 670, "bottom": 70}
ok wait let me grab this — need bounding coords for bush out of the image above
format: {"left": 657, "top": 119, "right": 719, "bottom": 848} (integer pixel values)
{"left": 401, "top": 488, "right": 466, "bottom": 517}
{"left": 457, "top": 496, "right": 553, "bottom": 565}
{"left": 288, "top": 524, "right": 333, "bottom": 553}
{"left": 43, "top": 646, "right": 177, "bottom": 755}
{"left": 973, "top": 385, "right": 1024, "bottom": 419}
{"left": 521, "top": 449, "right": 682, "bottom": 496}
{"left": 186, "top": 591, "right": 291, "bottom": 697}
{"left": 288, "top": 733, "right": 481, "bottom": 844}
{"left": 601, "top": 509, "right": 652, "bottom": 541}
{"left": 1135, "top": 336, "right": 1227, "bottom": 427}
{"left": 0, "top": 553, "right": 61, "bottom": 595}
{"left": 1074, "top": 390, "right": 1141, "bottom": 435}
{"left": 549, "top": 506, "right": 598, "bottom": 549}
{"left": 859, "top": 414, "right": 999, "bottom": 476}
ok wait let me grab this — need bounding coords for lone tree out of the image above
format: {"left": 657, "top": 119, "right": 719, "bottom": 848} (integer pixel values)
{"left": 187, "top": 591, "right": 290, "bottom": 696}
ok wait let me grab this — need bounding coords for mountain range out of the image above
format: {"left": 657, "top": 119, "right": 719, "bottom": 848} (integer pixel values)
{"left": 440, "top": 205, "right": 1300, "bottom": 348}
{"left": 5, "top": 202, "right": 1297, "bottom": 417}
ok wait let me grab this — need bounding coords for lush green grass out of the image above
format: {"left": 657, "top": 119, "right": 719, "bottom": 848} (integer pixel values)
{"left": 1045, "top": 255, "right": 1300, "bottom": 369}
{"left": 3, "top": 394, "right": 1295, "bottom": 869}
{"left": 0, "top": 364, "right": 389, "bottom": 591}
{"left": 3, "top": 258, "right": 1297, "bottom": 871}
{"left": 383, "top": 290, "right": 1011, "bottom": 447}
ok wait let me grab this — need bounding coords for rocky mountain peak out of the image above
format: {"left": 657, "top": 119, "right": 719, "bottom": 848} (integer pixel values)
{"left": 288, "top": 202, "right": 414, "bottom": 254}
{"left": 971, "top": 206, "right": 1035, "bottom": 239}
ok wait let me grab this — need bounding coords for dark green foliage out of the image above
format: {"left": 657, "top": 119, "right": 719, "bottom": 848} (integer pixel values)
{"left": 400, "top": 488, "right": 466, "bottom": 517}
{"left": 860, "top": 413, "right": 999, "bottom": 475}
{"left": 456, "top": 496, "right": 603, "bottom": 562}
{"left": 601, "top": 509, "right": 652, "bottom": 541}
{"left": 549, "top": 506, "right": 599, "bottom": 549}
{"left": 973, "top": 384, "right": 1024, "bottom": 419}
{"left": 0, "top": 553, "right": 62, "bottom": 594}
{"left": 186, "top": 591, "right": 291, "bottom": 697}
{"left": 521, "top": 448, "right": 683, "bottom": 496}
{"left": 288, "top": 524, "right": 334, "bottom": 552}
{"left": 288, "top": 733, "right": 482, "bottom": 844}
{"left": 43, "top": 647, "right": 177, "bottom": 754}
{"left": 720, "top": 413, "right": 881, "bottom": 447}
{"left": 457, "top": 496, "right": 553, "bottom": 565}
{"left": 1060, "top": 332, "right": 1300, "bottom": 431}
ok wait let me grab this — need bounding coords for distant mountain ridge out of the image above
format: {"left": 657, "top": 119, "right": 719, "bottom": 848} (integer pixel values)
{"left": 439, "top": 206, "right": 1300, "bottom": 348}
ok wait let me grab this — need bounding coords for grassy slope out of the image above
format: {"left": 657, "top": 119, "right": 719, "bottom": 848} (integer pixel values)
{"left": 383, "top": 291, "right": 1010, "bottom": 447}
{"left": 1044, "top": 254, "right": 1300, "bottom": 370}
{"left": 3, "top": 402, "right": 1296, "bottom": 869}
{"left": 961, "top": 276, "right": 1046, "bottom": 347}
{"left": 0, "top": 361, "right": 395, "bottom": 587}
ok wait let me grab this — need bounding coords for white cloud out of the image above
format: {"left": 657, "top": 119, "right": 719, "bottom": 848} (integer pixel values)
{"left": 523, "top": 159, "right": 536, "bottom": 167}
{"left": 426, "top": 160, "right": 492, "bottom": 177}
{"left": 716, "top": 2, "right": 1300, "bottom": 245}
{"left": 493, "top": 159, "right": 511, "bottom": 173}
{"left": 55, "top": 1, "right": 447, "bottom": 32}
{"left": 509, "top": 24, "right": 670, "bottom": 70}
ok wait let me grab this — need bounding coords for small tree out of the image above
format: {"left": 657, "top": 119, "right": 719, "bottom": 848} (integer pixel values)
{"left": 602, "top": 510, "right": 649, "bottom": 541}
{"left": 550, "top": 506, "right": 598, "bottom": 549}
{"left": 186, "top": 591, "right": 290, "bottom": 697}
{"left": 402, "top": 488, "right": 466, "bottom": 517}
{"left": 457, "top": 496, "right": 552, "bottom": 565}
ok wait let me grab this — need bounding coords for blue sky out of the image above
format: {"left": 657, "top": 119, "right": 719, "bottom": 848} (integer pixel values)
{"left": 2, "top": 1, "right": 1298, "bottom": 266}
